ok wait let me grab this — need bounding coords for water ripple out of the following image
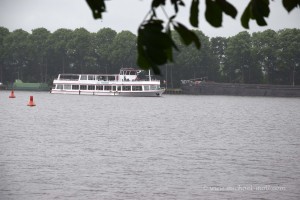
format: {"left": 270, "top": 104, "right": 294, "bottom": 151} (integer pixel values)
{"left": 0, "top": 92, "right": 299, "bottom": 199}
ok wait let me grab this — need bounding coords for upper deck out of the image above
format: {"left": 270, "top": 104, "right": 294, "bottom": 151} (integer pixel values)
{"left": 53, "top": 68, "right": 160, "bottom": 84}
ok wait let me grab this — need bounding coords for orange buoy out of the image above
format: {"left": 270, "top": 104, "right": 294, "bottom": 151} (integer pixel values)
{"left": 9, "top": 90, "right": 16, "bottom": 98}
{"left": 27, "top": 96, "right": 36, "bottom": 107}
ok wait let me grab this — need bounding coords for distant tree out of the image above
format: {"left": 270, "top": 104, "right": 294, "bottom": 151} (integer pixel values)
{"left": 0, "top": 27, "right": 10, "bottom": 83}
{"left": 210, "top": 37, "right": 227, "bottom": 81}
{"left": 0, "top": 26, "right": 299, "bottom": 86}
{"left": 276, "top": 29, "right": 300, "bottom": 85}
{"left": 252, "top": 29, "right": 278, "bottom": 84}
{"left": 67, "top": 28, "right": 94, "bottom": 73}
{"left": 28, "top": 28, "right": 51, "bottom": 82}
{"left": 109, "top": 31, "right": 137, "bottom": 72}
{"left": 224, "top": 31, "right": 261, "bottom": 83}
{"left": 48, "top": 28, "right": 73, "bottom": 76}
{"left": 174, "top": 31, "right": 217, "bottom": 82}
{"left": 94, "top": 28, "right": 117, "bottom": 73}
{"left": 3, "top": 29, "right": 30, "bottom": 82}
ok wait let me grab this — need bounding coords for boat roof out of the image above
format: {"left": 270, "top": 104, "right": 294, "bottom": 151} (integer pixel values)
{"left": 120, "top": 68, "right": 141, "bottom": 71}
{"left": 59, "top": 73, "right": 117, "bottom": 76}
{"left": 58, "top": 68, "right": 142, "bottom": 76}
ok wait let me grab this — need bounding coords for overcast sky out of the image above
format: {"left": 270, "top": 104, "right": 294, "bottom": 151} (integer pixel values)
{"left": 0, "top": 0, "right": 299, "bottom": 37}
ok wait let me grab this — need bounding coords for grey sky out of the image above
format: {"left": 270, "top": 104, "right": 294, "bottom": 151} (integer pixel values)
{"left": 0, "top": 0, "right": 299, "bottom": 37}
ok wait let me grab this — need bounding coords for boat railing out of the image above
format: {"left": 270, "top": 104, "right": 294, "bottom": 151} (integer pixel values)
{"left": 54, "top": 77, "right": 161, "bottom": 82}
{"left": 55, "top": 78, "right": 79, "bottom": 81}
{"left": 123, "top": 79, "right": 160, "bottom": 82}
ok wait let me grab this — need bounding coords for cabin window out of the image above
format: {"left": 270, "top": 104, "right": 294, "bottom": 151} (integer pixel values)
{"left": 72, "top": 85, "right": 79, "bottom": 90}
{"left": 104, "top": 86, "right": 111, "bottom": 90}
{"left": 60, "top": 75, "right": 79, "bottom": 80}
{"left": 112, "top": 86, "right": 116, "bottom": 91}
{"left": 57, "top": 85, "right": 63, "bottom": 90}
{"left": 122, "top": 86, "right": 131, "bottom": 91}
{"left": 52, "top": 85, "right": 56, "bottom": 89}
{"left": 150, "top": 85, "right": 158, "bottom": 90}
{"left": 80, "top": 75, "right": 87, "bottom": 80}
{"left": 132, "top": 86, "right": 142, "bottom": 91}
{"left": 80, "top": 85, "right": 87, "bottom": 90}
{"left": 88, "top": 85, "right": 95, "bottom": 90}
{"left": 64, "top": 85, "right": 71, "bottom": 90}
{"left": 144, "top": 85, "right": 149, "bottom": 91}
{"left": 96, "top": 85, "right": 103, "bottom": 90}
{"left": 88, "top": 75, "right": 94, "bottom": 80}
{"left": 108, "top": 76, "right": 115, "bottom": 81}
{"left": 117, "top": 86, "right": 121, "bottom": 91}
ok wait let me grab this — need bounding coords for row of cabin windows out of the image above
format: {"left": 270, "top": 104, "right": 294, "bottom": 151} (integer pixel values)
{"left": 56, "top": 85, "right": 158, "bottom": 91}
{"left": 80, "top": 75, "right": 116, "bottom": 81}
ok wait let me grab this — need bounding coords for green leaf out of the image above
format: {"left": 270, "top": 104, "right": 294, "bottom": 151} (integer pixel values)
{"left": 171, "top": 0, "right": 185, "bottom": 13}
{"left": 178, "top": 0, "right": 185, "bottom": 6}
{"left": 241, "top": 0, "right": 270, "bottom": 29}
{"left": 205, "top": 0, "right": 222, "bottom": 27}
{"left": 283, "top": 0, "right": 300, "bottom": 12}
{"left": 241, "top": 3, "right": 251, "bottom": 29}
{"left": 86, "top": 0, "right": 106, "bottom": 19}
{"left": 152, "top": 0, "right": 166, "bottom": 8}
{"left": 252, "top": 0, "right": 269, "bottom": 26}
{"left": 205, "top": 0, "right": 237, "bottom": 27}
{"left": 173, "top": 22, "right": 201, "bottom": 49}
{"left": 137, "top": 20, "right": 175, "bottom": 74}
{"left": 190, "top": 0, "right": 199, "bottom": 27}
{"left": 216, "top": 0, "right": 237, "bottom": 19}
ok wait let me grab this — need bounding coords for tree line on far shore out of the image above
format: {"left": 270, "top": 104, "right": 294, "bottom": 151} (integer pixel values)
{"left": 0, "top": 26, "right": 299, "bottom": 87}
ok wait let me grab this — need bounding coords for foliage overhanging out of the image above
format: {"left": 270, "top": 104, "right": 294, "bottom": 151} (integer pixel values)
{"left": 86, "top": 0, "right": 300, "bottom": 74}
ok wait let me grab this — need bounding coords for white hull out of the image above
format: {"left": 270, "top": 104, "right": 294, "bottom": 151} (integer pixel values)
{"left": 50, "top": 89, "right": 165, "bottom": 97}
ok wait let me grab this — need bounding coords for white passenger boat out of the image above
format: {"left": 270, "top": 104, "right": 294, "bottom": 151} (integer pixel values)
{"left": 51, "top": 68, "right": 165, "bottom": 97}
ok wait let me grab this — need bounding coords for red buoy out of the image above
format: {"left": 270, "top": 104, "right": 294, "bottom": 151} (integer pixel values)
{"left": 9, "top": 90, "right": 16, "bottom": 98}
{"left": 27, "top": 96, "right": 36, "bottom": 107}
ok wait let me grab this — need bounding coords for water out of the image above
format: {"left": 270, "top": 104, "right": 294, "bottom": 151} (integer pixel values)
{"left": 0, "top": 91, "right": 300, "bottom": 200}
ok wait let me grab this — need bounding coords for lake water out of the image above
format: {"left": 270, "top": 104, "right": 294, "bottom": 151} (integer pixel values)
{"left": 0, "top": 91, "right": 300, "bottom": 200}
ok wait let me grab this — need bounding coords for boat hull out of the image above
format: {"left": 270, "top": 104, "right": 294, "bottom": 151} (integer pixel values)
{"left": 50, "top": 89, "right": 165, "bottom": 97}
